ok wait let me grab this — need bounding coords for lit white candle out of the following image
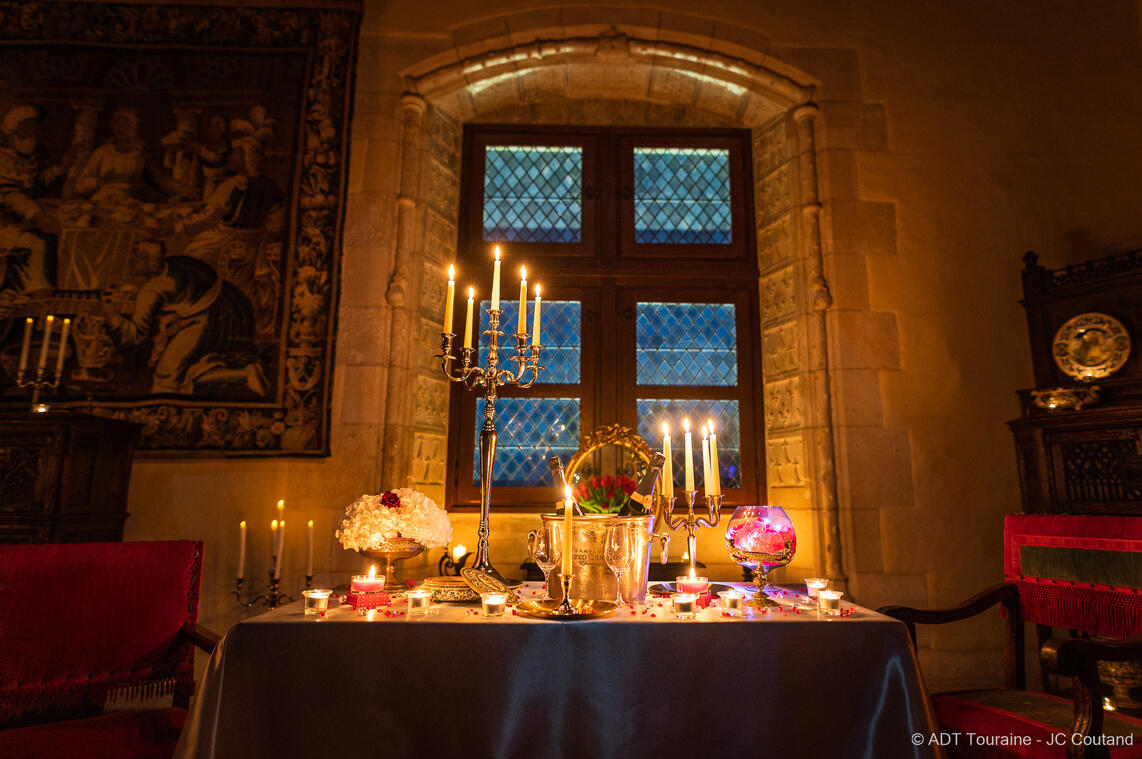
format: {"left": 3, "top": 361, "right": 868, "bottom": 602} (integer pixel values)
{"left": 17, "top": 317, "right": 33, "bottom": 374}
{"left": 518, "top": 265, "right": 527, "bottom": 334}
{"left": 270, "top": 519, "right": 279, "bottom": 558}
{"left": 531, "top": 284, "right": 542, "bottom": 346}
{"left": 306, "top": 519, "right": 314, "bottom": 577}
{"left": 275, "top": 519, "right": 285, "bottom": 579}
{"left": 237, "top": 520, "right": 247, "bottom": 579}
{"left": 275, "top": 500, "right": 285, "bottom": 556}
{"left": 464, "top": 287, "right": 475, "bottom": 349}
{"left": 661, "top": 422, "right": 674, "bottom": 499}
{"left": 707, "top": 418, "right": 720, "bottom": 496}
{"left": 444, "top": 265, "right": 455, "bottom": 334}
{"left": 36, "top": 315, "right": 54, "bottom": 371}
{"left": 682, "top": 418, "right": 694, "bottom": 492}
{"left": 490, "top": 246, "right": 502, "bottom": 311}
{"left": 701, "top": 425, "right": 711, "bottom": 494}
{"left": 562, "top": 484, "right": 573, "bottom": 575}
{"left": 54, "top": 318, "right": 70, "bottom": 376}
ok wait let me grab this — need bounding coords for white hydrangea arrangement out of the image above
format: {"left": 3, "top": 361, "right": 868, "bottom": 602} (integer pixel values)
{"left": 336, "top": 488, "right": 453, "bottom": 551}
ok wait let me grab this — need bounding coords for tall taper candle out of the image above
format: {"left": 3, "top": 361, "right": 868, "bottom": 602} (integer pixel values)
{"left": 54, "top": 318, "right": 70, "bottom": 376}
{"left": 306, "top": 519, "right": 314, "bottom": 577}
{"left": 444, "top": 265, "right": 455, "bottom": 334}
{"left": 708, "top": 418, "right": 720, "bottom": 496}
{"left": 661, "top": 422, "right": 674, "bottom": 499}
{"left": 518, "top": 265, "right": 527, "bottom": 334}
{"left": 562, "top": 485, "right": 573, "bottom": 575}
{"left": 17, "top": 317, "right": 33, "bottom": 374}
{"left": 464, "top": 287, "right": 475, "bottom": 349}
{"left": 683, "top": 418, "right": 695, "bottom": 492}
{"left": 36, "top": 315, "right": 54, "bottom": 371}
{"left": 274, "top": 520, "right": 285, "bottom": 579}
{"left": 238, "top": 520, "right": 247, "bottom": 579}
{"left": 270, "top": 519, "right": 279, "bottom": 561}
{"left": 531, "top": 284, "right": 542, "bottom": 346}
{"left": 701, "top": 425, "right": 711, "bottom": 494}
{"left": 275, "top": 500, "right": 285, "bottom": 555}
{"left": 490, "top": 246, "right": 502, "bottom": 311}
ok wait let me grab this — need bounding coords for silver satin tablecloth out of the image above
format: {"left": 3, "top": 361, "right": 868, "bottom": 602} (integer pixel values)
{"left": 175, "top": 583, "right": 939, "bottom": 759}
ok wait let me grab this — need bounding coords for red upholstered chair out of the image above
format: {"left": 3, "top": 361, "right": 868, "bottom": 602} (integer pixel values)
{"left": 880, "top": 514, "right": 1142, "bottom": 759}
{"left": 0, "top": 540, "right": 219, "bottom": 759}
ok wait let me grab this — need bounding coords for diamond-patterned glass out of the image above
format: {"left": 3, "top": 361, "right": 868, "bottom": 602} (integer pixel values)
{"left": 483, "top": 146, "right": 582, "bottom": 243}
{"left": 637, "top": 302, "right": 737, "bottom": 386}
{"left": 638, "top": 399, "right": 742, "bottom": 491}
{"left": 479, "top": 300, "right": 580, "bottom": 384}
{"left": 634, "top": 148, "right": 732, "bottom": 244}
{"left": 474, "top": 397, "right": 580, "bottom": 486}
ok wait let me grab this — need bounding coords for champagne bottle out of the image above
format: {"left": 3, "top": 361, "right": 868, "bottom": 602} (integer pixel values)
{"left": 547, "top": 456, "right": 583, "bottom": 515}
{"left": 618, "top": 452, "right": 665, "bottom": 516}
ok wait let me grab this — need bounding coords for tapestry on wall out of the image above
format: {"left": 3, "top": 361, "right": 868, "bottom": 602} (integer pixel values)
{"left": 0, "top": 1, "right": 359, "bottom": 456}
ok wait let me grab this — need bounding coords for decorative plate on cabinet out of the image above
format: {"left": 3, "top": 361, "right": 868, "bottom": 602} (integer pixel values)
{"left": 1052, "top": 312, "right": 1131, "bottom": 380}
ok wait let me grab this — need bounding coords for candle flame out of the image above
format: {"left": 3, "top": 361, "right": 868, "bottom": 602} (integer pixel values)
{"left": 707, "top": 419, "right": 715, "bottom": 434}
{"left": 240, "top": 520, "right": 246, "bottom": 528}
{"left": 271, "top": 519, "right": 278, "bottom": 529}
{"left": 494, "top": 245, "right": 501, "bottom": 261}
{"left": 45, "top": 314, "right": 54, "bottom": 324}
{"left": 277, "top": 499, "right": 284, "bottom": 512}
{"left": 448, "top": 264, "right": 455, "bottom": 281}
{"left": 367, "top": 564, "right": 376, "bottom": 579}
{"left": 520, "top": 265, "right": 526, "bottom": 280}
{"left": 535, "top": 284, "right": 541, "bottom": 297}
{"left": 661, "top": 421, "right": 669, "bottom": 436}
{"left": 682, "top": 418, "right": 690, "bottom": 433}
{"left": 25, "top": 317, "right": 32, "bottom": 325}
{"left": 62, "top": 317, "right": 70, "bottom": 326}
{"left": 452, "top": 544, "right": 466, "bottom": 561}
{"left": 468, "top": 286, "right": 475, "bottom": 299}
{"left": 307, "top": 520, "right": 314, "bottom": 528}
{"left": 702, "top": 426, "right": 708, "bottom": 441}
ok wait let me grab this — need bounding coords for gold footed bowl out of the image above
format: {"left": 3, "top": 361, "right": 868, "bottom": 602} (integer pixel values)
{"left": 361, "top": 538, "right": 425, "bottom": 591}
{"left": 515, "top": 598, "right": 619, "bottom": 621}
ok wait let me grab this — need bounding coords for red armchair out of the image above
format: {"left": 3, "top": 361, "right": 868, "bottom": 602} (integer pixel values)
{"left": 880, "top": 514, "right": 1142, "bottom": 759}
{"left": 0, "top": 540, "right": 219, "bottom": 759}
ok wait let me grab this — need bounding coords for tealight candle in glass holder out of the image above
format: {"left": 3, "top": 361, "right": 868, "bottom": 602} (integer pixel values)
{"left": 676, "top": 575, "right": 709, "bottom": 595}
{"left": 406, "top": 589, "right": 433, "bottom": 616}
{"left": 818, "top": 589, "right": 843, "bottom": 616}
{"left": 302, "top": 589, "right": 332, "bottom": 616}
{"left": 805, "top": 577, "right": 829, "bottom": 599}
{"left": 480, "top": 592, "right": 507, "bottom": 617}
{"left": 717, "top": 589, "right": 744, "bottom": 616}
{"left": 671, "top": 592, "right": 698, "bottom": 620}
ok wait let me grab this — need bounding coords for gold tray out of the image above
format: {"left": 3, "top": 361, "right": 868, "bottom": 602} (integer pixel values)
{"left": 649, "top": 582, "right": 740, "bottom": 597}
{"left": 515, "top": 598, "right": 619, "bottom": 621}
{"left": 420, "top": 576, "right": 479, "bottom": 602}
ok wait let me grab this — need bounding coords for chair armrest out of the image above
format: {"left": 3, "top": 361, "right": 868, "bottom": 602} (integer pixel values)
{"left": 1042, "top": 633, "right": 1142, "bottom": 675}
{"left": 878, "top": 582, "right": 1017, "bottom": 628}
{"left": 179, "top": 623, "right": 221, "bottom": 653}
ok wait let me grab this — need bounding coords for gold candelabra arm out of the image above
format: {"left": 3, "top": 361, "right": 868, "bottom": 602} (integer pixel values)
{"left": 696, "top": 494, "right": 723, "bottom": 529}
{"left": 437, "top": 333, "right": 466, "bottom": 382}
{"left": 16, "top": 363, "right": 63, "bottom": 412}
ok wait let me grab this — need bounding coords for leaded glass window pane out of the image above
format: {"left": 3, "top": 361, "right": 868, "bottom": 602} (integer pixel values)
{"left": 634, "top": 148, "right": 731, "bottom": 244}
{"left": 637, "top": 399, "right": 741, "bottom": 490}
{"left": 483, "top": 146, "right": 582, "bottom": 243}
{"left": 637, "top": 302, "right": 737, "bottom": 386}
{"left": 474, "top": 397, "right": 580, "bottom": 486}
{"left": 479, "top": 300, "right": 580, "bottom": 384}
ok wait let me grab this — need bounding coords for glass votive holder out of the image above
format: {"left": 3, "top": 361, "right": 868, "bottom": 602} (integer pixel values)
{"left": 671, "top": 592, "right": 698, "bottom": 620}
{"left": 406, "top": 589, "right": 433, "bottom": 616}
{"left": 818, "top": 589, "right": 843, "bottom": 616}
{"left": 805, "top": 577, "right": 829, "bottom": 599}
{"left": 302, "top": 589, "right": 332, "bottom": 616}
{"left": 717, "top": 589, "right": 744, "bottom": 616}
{"left": 676, "top": 575, "right": 709, "bottom": 595}
{"left": 480, "top": 592, "right": 507, "bottom": 617}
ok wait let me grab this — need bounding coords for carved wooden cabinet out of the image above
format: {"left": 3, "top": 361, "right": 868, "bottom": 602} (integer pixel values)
{"left": 0, "top": 413, "right": 140, "bottom": 542}
{"left": 1010, "top": 251, "right": 1142, "bottom": 515}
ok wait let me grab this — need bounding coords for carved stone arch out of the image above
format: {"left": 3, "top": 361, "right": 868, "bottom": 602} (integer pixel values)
{"left": 382, "top": 23, "right": 905, "bottom": 593}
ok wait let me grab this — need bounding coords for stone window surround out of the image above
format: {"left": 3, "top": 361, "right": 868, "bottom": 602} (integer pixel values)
{"left": 374, "top": 23, "right": 909, "bottom": 598}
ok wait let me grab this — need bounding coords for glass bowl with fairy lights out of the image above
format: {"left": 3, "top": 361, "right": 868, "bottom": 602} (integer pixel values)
{"left": 725, "top": 505, "right": 796, "bottom": 608}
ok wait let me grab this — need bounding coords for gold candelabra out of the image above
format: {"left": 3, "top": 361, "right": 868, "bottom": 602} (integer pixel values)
{"left": 437, "top": 307, "right": 542, "bottom": 586}
{"left": 15, "top": 363, "right": 63, "bottom": 413}
{"left": 658, "top": 491, "right": 723, "bottom": 576}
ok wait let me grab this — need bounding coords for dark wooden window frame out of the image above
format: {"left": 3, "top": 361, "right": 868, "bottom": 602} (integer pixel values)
{"left": 449, "top": 124, "right": 764, "bottom": 512}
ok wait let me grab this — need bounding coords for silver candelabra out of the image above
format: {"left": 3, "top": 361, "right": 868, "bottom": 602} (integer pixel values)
{"left": 437, "top": 307, "right": 542, "bottom": 586}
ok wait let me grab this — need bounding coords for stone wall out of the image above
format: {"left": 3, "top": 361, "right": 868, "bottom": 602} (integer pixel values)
{"left": 122, "top": 0, "right": 1142, "bottom": 691}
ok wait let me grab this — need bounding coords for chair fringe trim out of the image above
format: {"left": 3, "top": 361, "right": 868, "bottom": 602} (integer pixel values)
{"left": 0, "top": 665, "right": 195, "bottom": 724}
{"left": 1015, "top": 580, "right": 1142, "bottom": 639}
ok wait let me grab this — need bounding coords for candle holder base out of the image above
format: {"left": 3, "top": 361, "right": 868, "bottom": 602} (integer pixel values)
{"left": 515, "top": 597, "right": 620, "bottom": 620}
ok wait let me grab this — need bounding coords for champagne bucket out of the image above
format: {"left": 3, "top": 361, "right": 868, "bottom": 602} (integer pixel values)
{"left": 536, "top": 513, "right": 668, "bottom": 603}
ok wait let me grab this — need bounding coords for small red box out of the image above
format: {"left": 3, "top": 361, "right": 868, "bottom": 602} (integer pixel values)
{"left": 346, "top": 590, "right": 390, "bottom": 610}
